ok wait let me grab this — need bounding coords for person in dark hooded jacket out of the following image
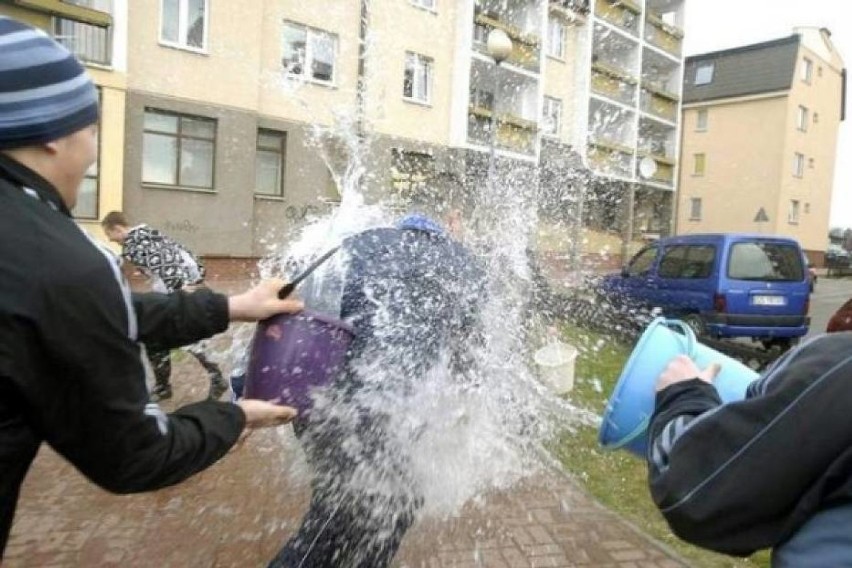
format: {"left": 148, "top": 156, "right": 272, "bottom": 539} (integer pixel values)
{"left": 648, "top": 334, "right": 852, "bottom": 565}
{"left": 268, "top": 212, "right": 485, "bottom": 568}
{"left": 0, "top": 17, "right": 300, "bottom": 559}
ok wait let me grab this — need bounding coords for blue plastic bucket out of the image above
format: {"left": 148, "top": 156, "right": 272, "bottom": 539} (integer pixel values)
{"left": 599, "top": 317, "right": 759, "bottom": 456}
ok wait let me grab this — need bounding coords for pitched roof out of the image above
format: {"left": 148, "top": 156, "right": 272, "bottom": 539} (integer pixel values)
{"left": 683, "top": 35, "right": 801, "bottom": 104}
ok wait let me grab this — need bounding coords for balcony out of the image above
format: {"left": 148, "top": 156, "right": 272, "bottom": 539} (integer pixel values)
{"left": 637, "top": 152, "right": 675, "bottom": 185}
{"left": 591, "top": 61, "right": 637, "bottom": 105}
{"left": 473, "top": 13, "right": 541, "bottom": 72}
{"left": 640, "top": 84, "right": 678, "bottom": 122}
{"left": 587, "top": 139, "right": 633, "bottom": 177}
{"left": 54, "top": 17, "right": 111, "bottom": 65}
{"left": 468, "top": 106, "right": 538, "bottom": 156}
{"left": 594, "top": 0, "right": 641, "bottom": 37}
{"left": 644, "top": 12, "right": 683, "bottom": 57}
{"left": 550, "top": 0, "right": 591, "bottom": 17}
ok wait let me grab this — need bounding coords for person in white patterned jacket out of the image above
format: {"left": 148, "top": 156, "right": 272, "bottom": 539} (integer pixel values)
{"left": 102, "top": 211, "right": 230, "bottom": 402}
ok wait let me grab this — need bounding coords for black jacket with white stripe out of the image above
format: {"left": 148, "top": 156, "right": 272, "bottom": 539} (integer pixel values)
{"left": 0, "top": 155, "right": 245, "bottom": 557}
{"left": 648, "top": 332, "right": 852, "bottom": 559}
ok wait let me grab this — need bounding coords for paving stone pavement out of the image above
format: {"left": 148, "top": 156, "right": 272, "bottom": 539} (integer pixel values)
{"left": 4, "top": 354, "right": 688, "bottom": 568}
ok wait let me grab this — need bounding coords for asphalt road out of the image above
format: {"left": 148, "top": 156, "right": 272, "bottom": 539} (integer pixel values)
{"left": 807, "top": 275, "right": 852, "bottom": 338}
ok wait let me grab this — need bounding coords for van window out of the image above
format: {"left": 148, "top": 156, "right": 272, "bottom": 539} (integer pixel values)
{"left": 626, "top": 247, "right": 658, "bottom": 276}
{"left": 727, "top": 242, "right": 804, "bottom": 281}
{"left": 659, "top": 244, "right": 716, "bottom": 279}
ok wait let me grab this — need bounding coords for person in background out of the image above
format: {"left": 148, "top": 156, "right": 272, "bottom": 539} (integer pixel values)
{"left": 101, "top": 211, "right": 230, "bottom": 402}
{"left": 0, "top": 16, "right": 300, "bottom": 559}
{"left": 648, "top": 334, "right": 852, "bottom": 565}
{"left": 268, "top": 206, "right": 485, "bottom": 568}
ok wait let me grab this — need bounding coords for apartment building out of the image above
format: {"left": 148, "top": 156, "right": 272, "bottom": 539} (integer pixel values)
{"left": 676, "top": 28, "right": 846, "bottom": 264}
{"left": 0, "top": 0, "right": 128, "bottom": 239}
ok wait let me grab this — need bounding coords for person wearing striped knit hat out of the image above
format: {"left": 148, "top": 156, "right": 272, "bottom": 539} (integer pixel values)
{"left": 0, "top": 16, "right": 302, "bottom": 559}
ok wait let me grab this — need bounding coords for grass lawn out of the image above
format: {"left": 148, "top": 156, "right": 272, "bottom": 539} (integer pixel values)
{"left": 551, "top": 324, "right": 771, "bottom": 568}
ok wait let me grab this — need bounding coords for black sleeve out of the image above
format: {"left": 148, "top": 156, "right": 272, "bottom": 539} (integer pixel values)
{"left": 132, "top": 288, "right": 229, "bottom": 349}
{"left": 27, "top": 266, "right": 244, "bottom": 495}
{"left": 647, "top": 334, "right": 852, "bottom": 556}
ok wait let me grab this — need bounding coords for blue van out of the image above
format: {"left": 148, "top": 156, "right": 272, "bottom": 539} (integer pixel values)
{"left": 598, "top": 234, "right": 810, "bottom": 348}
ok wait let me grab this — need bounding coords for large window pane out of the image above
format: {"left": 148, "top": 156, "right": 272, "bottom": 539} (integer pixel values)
{"left": 311, "top": 32, "right": 335, "bottom": 82}
{"left": 161, "top": 0, "right": 179, "bottom": 43}
{"left": 180, "top": 138, "right": 214, "bottom": 187}
{"left": 256, "top": 150, "right": 282, "bottom": 195}
{"left": 186, "top": 0, "right": 205, "bottom": 48}
{"left": 282, "top": 24, "right": 307, "bottom": 75}
{"left": 181, "top": 116, "right": 215, "bottom": 139}
{"left": 143, "top": 133, "right": 177, "bottom": 184}
{"left": 74, "top": 177, "right": 98, "bottom": 219}
{"left": 144, "top": 111, "right": 178, "bottom": 133}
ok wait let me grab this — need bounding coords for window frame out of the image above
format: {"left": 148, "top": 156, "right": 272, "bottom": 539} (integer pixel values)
{"left": 793, "top": 152, "right": 805, "bottom": 178}
{"left": 282, "top": 21, "right": 339, "bottom": 86}
{"left": 696, "top": 108, "right": 708, "bottom": 131}
{"left": 254, "top": 129, "right": 287, "bottom": 198}
{"left": 693, "top": 153, "right": 706, "bottom": 176}
{"left": 694, "top": 62, "right": 714, "bottom": 85}
{"left": 142, "top": 108, "right": 217, "bottom": 191}
{"left": 72, "top": 94, "right": 102, "bottom": 220}
{"left": 542, "top": 96, "right": 562, "bottom": 137}
{"left": 801, "top": 57, "right": 813, "bottom": 83}
{"left": 788, "top": 200, "right": 800, "bottom": 225}
{"left": 403, "top": 51, "right": 434, "bottom": 105}
{"left": 546, "top": 18, "right": 566, "bottom": 60}
{"left": 797, "top": 105, "right": 808, "bottom": 132}
{"left": 689, "top": 197, "right": 702, "bottom": 221}
{"left": 159, "top": 0, "right": 209, "bottom": 53}
{"left": 410, "top": 0, "right": 436, "bottom": 11}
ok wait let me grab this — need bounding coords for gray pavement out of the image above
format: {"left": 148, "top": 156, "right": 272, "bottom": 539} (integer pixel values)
{"left": 4, "top": 357, "right": 688, "bottom": 568}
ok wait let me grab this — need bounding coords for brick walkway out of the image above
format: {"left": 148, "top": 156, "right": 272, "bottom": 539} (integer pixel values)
{"left": 4, "top": 354, "right": 687, "bottom": 568}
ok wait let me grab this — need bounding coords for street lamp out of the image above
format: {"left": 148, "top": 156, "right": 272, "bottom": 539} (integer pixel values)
{"left": 485, "top": 28, "right": 512, "bottom": 195}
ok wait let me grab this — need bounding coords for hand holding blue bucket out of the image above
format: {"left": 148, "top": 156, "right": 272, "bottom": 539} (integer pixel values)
{"left": 598, "top": 317, "right": 759, "bottom": 456}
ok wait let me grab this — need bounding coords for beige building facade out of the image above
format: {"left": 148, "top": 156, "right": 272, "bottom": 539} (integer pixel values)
{"left": 676, "top": 28, "right": 846, "bottom": 264}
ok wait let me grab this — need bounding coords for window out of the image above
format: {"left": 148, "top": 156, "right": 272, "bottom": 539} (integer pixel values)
{"left": 403, "top": 52, "right": 433, "bottom": 103}
{"left": 547, "top": 19, "right": 566, "bottom": 59}
{"left": 542, "top": 96, "right": 562, "bottom": 137}
{"left": 804, "top": 202, "right": 810, "bottom": 214}
{"left": 788, "top": 200, "right": 800, "bottom": 224}
{"left": 142, "top": 109, "right": 216, "bottom": 189}
{"left": 470, "top": 87, "right": 494, "bottom": 111}
{"left": 659, "top": 245, "right": 715, "bottom": 279}
{"left": 282, "top": 22, "right": 338, "bottom": 84}
{"left": 696, "top": 108, "right": 708, "bottom": 131}
{"left": 727, "top": 242, "right": 803, "bottom": 281}
{"left": 626, "top": 247, "right": 658, "bottom": 277}
{"left": 411, "top": 0, "right": 436, "bottom": 9}
{"left": 54, "top": 0, "right": 113, "bottom": 65}
{"left": 694, "top": 62, "right": 714, "bottom": 85}
{"left": 390, "top": 148, "right": 435, "bottom": 199}
{"left": 693, "top": 153, "right": 706, "bottom": 176}
{"left": 814, "top": 112, "right": 819, "bottom": 124}
{"left": 797, "top": 105, "right": 808, "bottom": 131}
{"left": 809, "top": 157, "right": 815, "bottom": 169}
{"left": 160, "top": 0, "right": 207, "bottom": 51}
{"left": 72, "top": 87, "right": 101, "bottom": 219}
{"left": 793, "top": 152, "right": 804, "bottom": 178}
{"left": 801, "top": 57, "right": 813, "bottom": 83}
{"left": 255, "top": 130, "right": 287, "bottom": 197}
{"left": 689, "top": 198, "right": 702, "bottom": 220}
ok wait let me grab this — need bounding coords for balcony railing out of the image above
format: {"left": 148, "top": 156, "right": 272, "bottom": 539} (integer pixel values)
{"left": 587, "top": 139, "right": 633, "bottom": 177}
{"left": 594, "top": 0, "right": 640, "bottom": 36}
{"left": 640, "top": 87, "right": 678, "bottom": 122}
{"left": 637, "top": 152, "right": 675, "bottom": 185}
{"left": 468, "top": 106, "right": 537, "bottom": 155}
{"left": 473, "top": 13, "right": 541, "bottom": 72}
{"left": 644, "top": 13, "right": 683, "bottom": 57}
{"left": 550, "top": 0, "right": 590, "bottom": 15}
{"left": 591, "top": 62, "right": 637, "bottom": 105}
{"left": 54, "top": 17, "right": 112, "bottom": 65}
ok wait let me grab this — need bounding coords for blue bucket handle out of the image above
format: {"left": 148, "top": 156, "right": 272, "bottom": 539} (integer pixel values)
{"left": 663, "top": 318, "right": 696, "bottom": 358}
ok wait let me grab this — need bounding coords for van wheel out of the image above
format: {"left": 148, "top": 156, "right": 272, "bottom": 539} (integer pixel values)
{"left": 682, "top": 314, "right": 706, "bottom": 337}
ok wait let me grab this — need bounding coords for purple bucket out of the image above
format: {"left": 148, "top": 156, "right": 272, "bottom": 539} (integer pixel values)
{"left": 244, "top": 310, "right": 354, "bottom": 412}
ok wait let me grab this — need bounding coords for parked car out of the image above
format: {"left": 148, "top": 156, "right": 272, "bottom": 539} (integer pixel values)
{"left": 827, "top": 298, "right": 852, "bottom": 333}
{"left": 597, "top": 233, "right": 811, "bottom": 349}
{"left": 825, "top": 244, "right": 850, "bottom": 268}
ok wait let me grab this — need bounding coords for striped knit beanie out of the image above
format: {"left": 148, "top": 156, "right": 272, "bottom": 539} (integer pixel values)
{"left": 0, "top": 16, "right": 99, "bottom": 150}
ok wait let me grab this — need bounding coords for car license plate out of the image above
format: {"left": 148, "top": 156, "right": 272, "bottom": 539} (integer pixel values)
{"left": 753, "top": 295, "right": 786, "bottom": 306}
